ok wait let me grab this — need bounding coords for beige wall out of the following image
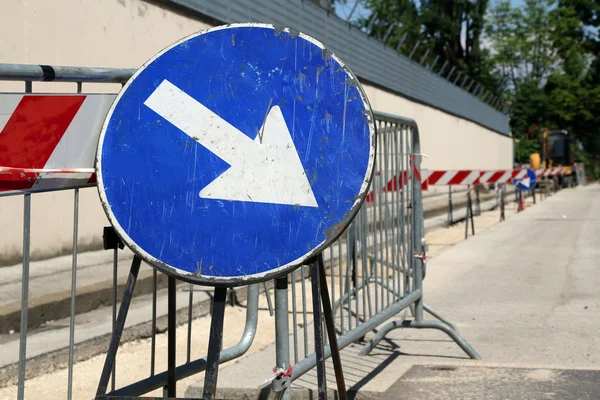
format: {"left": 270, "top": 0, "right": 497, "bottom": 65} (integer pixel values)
{"left": 0, "top": 0, "right": 512, "bottom": 264}
{"left": 362, "top": 84, "right": 513, "bottom": 172}
{"left": 0, "top": 0, "right": 211, "bottom": 263}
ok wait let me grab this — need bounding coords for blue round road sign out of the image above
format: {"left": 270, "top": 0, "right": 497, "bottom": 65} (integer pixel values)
{"left": 515, "top": 168, "right": 537, "bottom": 191}
{"left": 97, "top": 24, "right": 376, "bottom": 286}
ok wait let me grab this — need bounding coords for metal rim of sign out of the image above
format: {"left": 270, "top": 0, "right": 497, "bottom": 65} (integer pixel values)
{"left": 96, "top": 23, "right": 376, "bottom": 286}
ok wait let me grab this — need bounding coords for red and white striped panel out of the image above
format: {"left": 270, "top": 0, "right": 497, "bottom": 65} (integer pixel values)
{"left": 424, "top": 170, "right": 481, "bottom": 186}
{"left": 0, "top": 93, "right": 115, "bottom": 195}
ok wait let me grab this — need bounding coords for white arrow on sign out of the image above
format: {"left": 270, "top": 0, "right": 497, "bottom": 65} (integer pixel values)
{"left": 144, "top": 79, "right": 318, "bottom": 207}
{"left": 520, "top": 177, "right": 531, "bottom": 189}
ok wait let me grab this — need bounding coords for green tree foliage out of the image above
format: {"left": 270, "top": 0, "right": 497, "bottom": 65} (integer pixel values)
{"left": 360, "top": 0, "right": 498, "bottom": 90}
{"left": 358, "top": 0, "right": 600, "bottom": 173}
{"left": 486, "top": 0, "right": 600, "bottom": 170}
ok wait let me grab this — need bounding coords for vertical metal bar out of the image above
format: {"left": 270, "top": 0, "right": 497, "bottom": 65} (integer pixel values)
{"left": 202, "top": 287, "right": 228, "bottom": 400}
{"left": 448, "top": 186, "right": 453, "bottom": 225}
{"left": 17, "top": 194, "right": 31, "bottom": 400}
{"left": 274, "top": 277, "right": 290, "bottom": 400}
{"left": 351, "top": 225, "right": 359, "bottom": 328}
{"left": 465, "top": 189, "right": 470, "bottom": 240}
{"left": 345, "top": 230, "right": 352, "bottom": 331}
{"left": 377, "top": 121, "right": 384, "bottom": 311}
{"left": 150, "top": 269, "right": 157, "bottom": 376}
{"left": 96, "top": 256, "right": 142, "bottom": 397}
{"left": 317, "top": 255, "right": 347, "bottom": 400}
{"left": 337, "top": 236, "right": 344, "bottom": 335}
{"left": 310, "top": 261, "right": 327, "bottom": 399}
{"left": 329, "top": 245, "right": 334, "bottom": 318}
{"left": 399, "top": 126, "right": 406, "bottom": 297}
{"left": 470, "top": 194, "right": 476, "bottom": 236}
{"left": 187, "top": 283, "right": 193, "bottom": 363}
{"left": 411, "top": 126, "right": 425, "bottom": 323}
{"left": 67, "top": 189, "right": 79, "bottom": 400}
{"left": 291, "top": 270, "right": 298, "bottom": 364}
{"left": 167, "top": 277, "right": 177, "bottom": 397}
{"left": 360, "top": 207, "right": 372, "bottom": 319}
{"left": 383, "top": 126, "right": 391, "bottom": 308}
{"left": 373, "top": 121, "right": 379, "bottom": 314}
{"left": 301, "top": 266, "right": 308, "bottom": 357}
{"left": 359, "top": 213, "right": 366, "bottom": 324}
{"left": 391, "top": 124, "right": 398, "bottom": 301}
{"left": 111, "top": 246, "right": 118, "bottom": 391}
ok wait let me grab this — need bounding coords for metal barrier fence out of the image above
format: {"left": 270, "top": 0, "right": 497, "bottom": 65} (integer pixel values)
{"left": 0, "top": 64, "right": 261, "bottom": 400}
{"left": 269, "top": 111, "right": 480, "bottom": 398}
{"left": 0, "top": 63, "right": 479, "bottom": 400}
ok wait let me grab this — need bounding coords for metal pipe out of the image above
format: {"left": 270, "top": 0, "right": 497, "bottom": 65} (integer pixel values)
{"left": 67, "top": 189, "right": 79, "bottom": 400}
{"left": 274, "top": 277, "right": 291, "bottom": 400}
{"left": 0, "top": 63, "right": 135, "bottom": 83}
{"left": 108, "top": 284, "right": 259, "bottom": 397}
{"left": 168, "top": 277, "right": 177, "bottom": 397}
{"left": 17, "top": 194, "right": 31, "bottom": 400}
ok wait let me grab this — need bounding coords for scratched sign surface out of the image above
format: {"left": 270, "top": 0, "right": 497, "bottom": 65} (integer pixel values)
{"left": 97, "top": 23, "right": 375, "bottom": 286}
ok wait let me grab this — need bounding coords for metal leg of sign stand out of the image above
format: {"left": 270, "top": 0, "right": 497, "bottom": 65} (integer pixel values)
{"left": 166, "top": 277, "right": 177, "bottom": 397}
{"left": 310, "top": 254, "right": 348, "bottom": 400}
{"left": 202, "top": 286, "right": 228, "bottom": 400}
{"left": 532, "top": 186, "right": 537, "bottom": 204}
{"left": 95, "top": 255, "right": 142, "bottom": 399}
{"left": 447, "top": 185, "right": 453, "bottom": 226}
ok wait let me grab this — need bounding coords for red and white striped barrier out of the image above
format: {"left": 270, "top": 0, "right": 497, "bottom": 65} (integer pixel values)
{"left": 366, "top": 166, "right": 572, "bottom": 202}
{"left": 0, "top": 93, "right": 115, "bottom": 195}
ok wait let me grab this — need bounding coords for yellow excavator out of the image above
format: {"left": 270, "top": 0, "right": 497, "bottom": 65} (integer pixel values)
{"left": 530, "top": 129, "right": 575, "bottom": 188}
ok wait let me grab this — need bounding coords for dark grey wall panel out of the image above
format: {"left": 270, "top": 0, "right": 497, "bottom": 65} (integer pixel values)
{"left": 167, "top": 0, "right": 510, "bottom": 136}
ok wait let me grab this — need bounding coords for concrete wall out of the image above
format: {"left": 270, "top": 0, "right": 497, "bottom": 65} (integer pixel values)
{"left": 0, "top": 0, "right": 513, "bottom": 264}
{"left": 363, "top": 85, "right": 513, "bottom": 171}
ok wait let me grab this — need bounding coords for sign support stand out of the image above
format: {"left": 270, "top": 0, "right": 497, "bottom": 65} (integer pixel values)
{"left": 95, "top": 255, "right": 142, "bottom": 398}
{"left": 167, "top": 277, "right": 177, "bottom": 397}
{"left": 202, "top": 287, "right": 228, "bottom": 400}
{"left": 309, "top": 254, "right": 348, "bottom": 400}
